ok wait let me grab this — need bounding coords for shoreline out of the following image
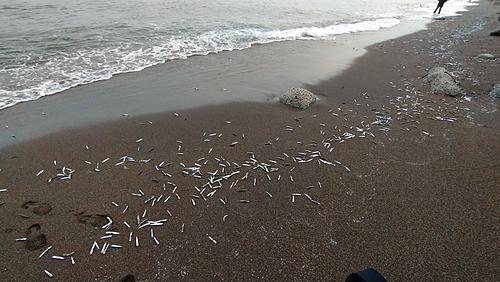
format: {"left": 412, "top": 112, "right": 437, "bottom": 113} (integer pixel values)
{"left": 1, "top": 1, "right": 499, "bottom": 281}
{"left": 0, "top": 19, "right": 430, "bottom": 149}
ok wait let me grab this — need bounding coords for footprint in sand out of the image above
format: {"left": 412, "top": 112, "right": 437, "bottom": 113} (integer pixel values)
{"left": 20, "top": 202, "right": 52, "bottom": 251}
{"left": 21, "top": 201, "right": 53, "bottom": 216}
{"left": 26, "top": 223, "right": 41, "bottom": 234}
{"left": 75, "top": 212, "right": 111, "bottom": 229}
{"left": 24, "top": 223, "right": 47, "bottom": 251}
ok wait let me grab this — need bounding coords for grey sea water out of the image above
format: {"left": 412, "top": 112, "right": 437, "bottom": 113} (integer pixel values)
{"left": 0, "top": 0, "right": 477, "bottom": 109}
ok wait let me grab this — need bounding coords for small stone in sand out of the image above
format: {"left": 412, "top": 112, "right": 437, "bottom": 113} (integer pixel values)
{"left": 279, "top": 87, "right": 316, "bottom": 109}
{"left": 476, "top": 53, "right": 496, "bottom": 60}
{"left": 489, "top": 84, "right": 500, "bottom": 99}
{"left": 423, "top": 67, "right": 462, "bottom": 97}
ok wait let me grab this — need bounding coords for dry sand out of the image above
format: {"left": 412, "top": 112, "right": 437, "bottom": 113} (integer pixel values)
{"left": 0, "top": 1, "right": 499, "bottom": 281}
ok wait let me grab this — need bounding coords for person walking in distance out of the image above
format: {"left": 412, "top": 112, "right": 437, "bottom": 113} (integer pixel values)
{"left": 434, "top": 0, "right": 447, "bottom": 14}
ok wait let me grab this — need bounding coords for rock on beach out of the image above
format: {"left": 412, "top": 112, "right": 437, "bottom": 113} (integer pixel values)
{"left": 423, "top": 67, "right": 462, "bottom": 97}
{"left": 489, "top": 84, "right": 500, "bottom": 99}
{"left": 279, "top": 87, "right": 316, "bottom": 109}
{"left": 476, "top": 53, "right": 496, "bottom": 60}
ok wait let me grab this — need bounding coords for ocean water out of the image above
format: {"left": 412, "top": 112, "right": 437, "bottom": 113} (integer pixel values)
{"left": 0, "top": 0, "right": 478, "bottom": 110}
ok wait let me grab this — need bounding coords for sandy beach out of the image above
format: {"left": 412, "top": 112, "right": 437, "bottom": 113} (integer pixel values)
{"left": 1, "top": 1, "right": 499, "bottom": 281}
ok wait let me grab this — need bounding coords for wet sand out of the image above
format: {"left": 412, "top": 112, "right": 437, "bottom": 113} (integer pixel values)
{"left": 0, "top": 20, "right": 427, "bottom": 149}
{"left": 1, "top": 1, "right": 499, "bottom": 281}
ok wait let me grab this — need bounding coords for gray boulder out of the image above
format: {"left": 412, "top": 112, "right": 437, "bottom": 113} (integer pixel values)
{"left": 489, "top": 84, "right": 500, "bottom": 99}
{"left": 423, "top": 67, "right": 462, "bottom": 97}
{"left": 477, "top": 53, "right": 496, "bottom": 60}
{"left": 491, "top": 28, "right": 500, "bottom": 36}
{"left": 279, "top": 87, "right": 316, "bottom": 109}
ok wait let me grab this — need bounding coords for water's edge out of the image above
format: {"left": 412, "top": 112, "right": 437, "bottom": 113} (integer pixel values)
{"left": 0, "top": 19, "right": 429, "bottom": 149}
